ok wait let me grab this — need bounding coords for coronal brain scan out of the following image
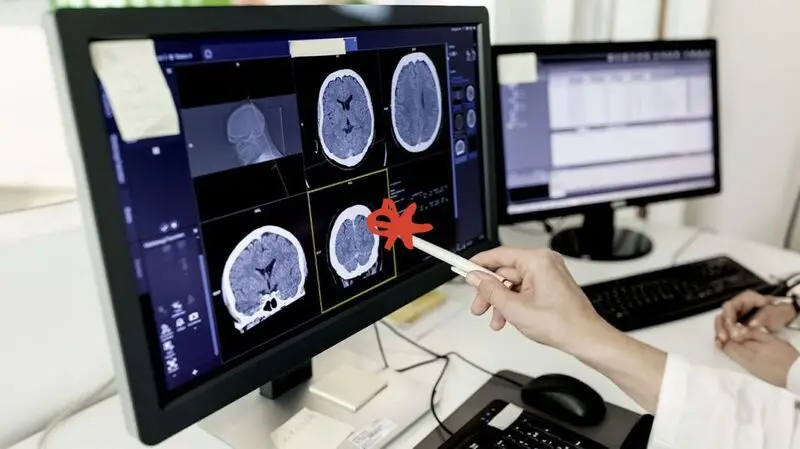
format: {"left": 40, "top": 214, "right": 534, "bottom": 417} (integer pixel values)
{"left": 226, "top": 103, "right": 285, "bottom": 166}
{"left": 329, "top": 205, "right": 380, "bottom": 281}
{"left": 221, "top": 226, "right": 307, "bottom": 333}
{"left": 318, "top": 69, "right": 375, "bottom": 168}
{"left": 391, "top": 52, "right": 443, "bottom": 153}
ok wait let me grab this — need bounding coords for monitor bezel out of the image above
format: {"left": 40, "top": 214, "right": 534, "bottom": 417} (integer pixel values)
{"left": 48, "top": 5, "right": 497, "bottom": 444}
{"left": 491, "top": 39, "right": 721, "bottom": 225}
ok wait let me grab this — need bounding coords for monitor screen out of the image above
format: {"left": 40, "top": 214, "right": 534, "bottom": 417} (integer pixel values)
{"left": 92, "top": 24, "right": 486, "bottom": 402}
{"left": 496, "top": 43, "right": 717, "bottom": 217}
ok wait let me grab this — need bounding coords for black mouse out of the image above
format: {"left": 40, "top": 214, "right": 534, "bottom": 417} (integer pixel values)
{"left": 520, "top": 374, "right": 607, "bottom": 427}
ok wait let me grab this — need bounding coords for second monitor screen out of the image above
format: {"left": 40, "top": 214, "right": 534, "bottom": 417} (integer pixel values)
{"left": 497, "top": 46, "right": 717, "bottom": 216}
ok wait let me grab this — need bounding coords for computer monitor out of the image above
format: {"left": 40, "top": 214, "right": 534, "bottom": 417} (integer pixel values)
{"left": 47, "top": 5, "right": 496, "bottom": 444}
{"left": 492, "top": 40, "right": 720, "bottom": 261}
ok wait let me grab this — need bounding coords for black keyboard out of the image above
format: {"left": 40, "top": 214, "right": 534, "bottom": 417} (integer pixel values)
{"left": 441, "top": 399, "right": 607, "bottom": 449}
{"left": 582, "top": 256, "right": 769, "bottom": 332}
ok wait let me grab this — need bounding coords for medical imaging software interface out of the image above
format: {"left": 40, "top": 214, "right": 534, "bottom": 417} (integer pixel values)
{"left": 498, "top": 47, "right": 715, "bottom": 216}
{"left": 93, "top": 25, "right": 486, "bottom": 399}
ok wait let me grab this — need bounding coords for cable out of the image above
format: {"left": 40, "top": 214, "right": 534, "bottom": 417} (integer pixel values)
{"left": 372, "top": 324, "right": 389, "bottom": 369}
{"left": 430, "top": 357, "right": 454, "bottom": 436}
{"left": 671, "top": 227, "right": 716, "bottom": 266}
{"left": 377, "top": 321, "right": 523, "bottom": 387}
{"left": 784, "top": 184, "right": 800, "bottom": 249}
{"left": 39, "top": 377, "right": 116, "bottom": 449}
{"left": 374, "top": 321, "right": 524, "bottom": 436}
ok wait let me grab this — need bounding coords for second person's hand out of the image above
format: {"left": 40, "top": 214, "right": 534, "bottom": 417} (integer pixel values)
{"left": 715, "top": 291, "right": 796, "bottom": 345}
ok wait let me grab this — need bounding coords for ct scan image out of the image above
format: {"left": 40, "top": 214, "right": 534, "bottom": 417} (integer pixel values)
{"left": 294, "top": 51, "right": 387, "bottom": 189}
{"left": 391, "top": 51, "right": 442, "bottom": 153}
{"left": 308, "top": 170, "right": 396, "bottom": 311}
{"left": 328, "top": 204, "right": 380, "bottom": 285}
{"left": 200, "top": 193, "right": 321, "bottom": 361}
{"left": 318, "top": 69, "right": 375, "bottom": 168}
{"left": 221, "top": 225, "right": 308, "bottom": 334}
{"left": 181, "top": 96, "right": 302, "bottom": 178}
{"left": 380, "top": 45, "right": 450, "bottom": 165}
{"left": 175, "top": 58, "right": 307, "bottom": 221}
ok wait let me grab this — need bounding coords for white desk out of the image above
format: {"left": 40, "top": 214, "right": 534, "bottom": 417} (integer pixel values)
{"left": 11, "top": 219, "right": 800, "bottom": 449}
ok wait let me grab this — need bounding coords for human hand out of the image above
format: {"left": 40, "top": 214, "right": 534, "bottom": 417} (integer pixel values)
{"left": 466, "top": 247, "right": 609, "bottom": 353}
{"left": 714, "top": 291, "right": 796, "bottom": 345}
{"left": 721, "top": 330, "right": 799, "bottom": 388}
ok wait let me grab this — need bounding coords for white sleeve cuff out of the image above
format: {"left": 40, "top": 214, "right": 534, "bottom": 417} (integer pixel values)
{"left": 647, "top": 354, "right": 690, "bottom": 449}
{"left": 786, "top": 356, "right": 800, "bottom": 397}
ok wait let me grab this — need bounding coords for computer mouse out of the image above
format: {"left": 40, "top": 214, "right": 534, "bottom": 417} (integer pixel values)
{"left": 520, "top": 374, "right": 607, "bottom": 427}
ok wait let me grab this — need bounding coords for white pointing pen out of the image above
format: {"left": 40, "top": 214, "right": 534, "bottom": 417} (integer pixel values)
{"left": 411, "top": 236, "right": 514, "bottom": 289}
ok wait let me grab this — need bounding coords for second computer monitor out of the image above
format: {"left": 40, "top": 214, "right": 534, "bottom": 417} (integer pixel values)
{"left": 493, "top": 39, "right": 720, "bottom": 261}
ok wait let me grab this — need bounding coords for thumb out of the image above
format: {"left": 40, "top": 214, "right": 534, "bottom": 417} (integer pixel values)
{"left": 467, "top": 271, "right": 519, "bottom": 311}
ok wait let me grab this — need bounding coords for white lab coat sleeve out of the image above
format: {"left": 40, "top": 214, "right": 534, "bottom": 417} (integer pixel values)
{"left": 787, "top": 357, "right": 800, "bottom": 397}
{"left": 647, "top": 354, "right": 800, "bottom": 449}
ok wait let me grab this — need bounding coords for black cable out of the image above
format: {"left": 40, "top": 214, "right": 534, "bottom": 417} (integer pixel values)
{"left": 671, "top": 227, "right": 716, "bottom": 266}
{"left": 431, "top": 357, "right": 454, "bottom": 436}
{"left": 372, "top": 324, "right": 389, "bottom": 369}
{"left": 377, "top": 321, "right": 524, "bottom": 387}
{"left": 783, "top": 184, "right": 800, "bottom": 249}
{"left": 375, "top": 321, "right": 526, "bottom": 436}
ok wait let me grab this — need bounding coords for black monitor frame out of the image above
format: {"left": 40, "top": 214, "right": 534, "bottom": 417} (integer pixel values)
{"left": 47, "top": 5, "right": 497, "bottom": 445}
{"left": 491, "top": 39, "right": 721, "bottom": 226}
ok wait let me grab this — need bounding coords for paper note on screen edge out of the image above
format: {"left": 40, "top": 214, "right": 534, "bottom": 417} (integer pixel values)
{"left": 270, "top": 407, "right": 354, "bottom": 449}
{"left": 497, "top": 53, "right": 539, "bottom": 85}
{"left": 89, "top": 39, "right": 180, "bottom": 142}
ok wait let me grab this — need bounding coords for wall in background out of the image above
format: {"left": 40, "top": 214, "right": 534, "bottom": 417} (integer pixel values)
{"left": 685, "top": 0, "right": 800, "bottom": 247}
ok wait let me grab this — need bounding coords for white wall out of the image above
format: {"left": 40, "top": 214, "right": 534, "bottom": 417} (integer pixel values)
{"left": 685, "top": 0, "right": 800, "bottom": 246}
{"left": 0, "top": 0, "right": 50, "bottom": 27}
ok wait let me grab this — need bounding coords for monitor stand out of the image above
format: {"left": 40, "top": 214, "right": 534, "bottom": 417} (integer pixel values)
{"left": 549, "top": 204, "right": 653, "bottom": 261}
{"left": 200, "top": 348, "right": 433, "bottom": 449}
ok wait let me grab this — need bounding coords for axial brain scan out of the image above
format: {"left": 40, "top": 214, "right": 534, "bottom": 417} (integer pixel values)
{"left": 329, "top": 205, "right": 379, "bottom": 280}
{"left": 221, "top": 226, "right": 307, "bottom": 333}
{"left": 318, "top": 69, "right": 375, "bottom": 168}
{"left": 391, "top": 52, "right": 442, "bottom": 153}
{"left": 226, "top": 103, "right": 284, "bottom": 166}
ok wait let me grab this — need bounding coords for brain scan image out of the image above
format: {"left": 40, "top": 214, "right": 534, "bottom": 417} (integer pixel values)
{"left": 466, "top": 85, "right": 476, "bottom": 103}
{"left": 227, "top": 103, "right": 284, "bottom": 166}
{"left": 467, "top": 109, "right": 477, "bottom": 129}
{"left": 221, "top": 226, "right": 307, "bottom": 333}
{"left": 318, "top": 69, "right": 375, "bottom": 168}
{"left": 391, "top": 52, "right": 443, "bottom": 153}
{"left": 329, "top": 205, "right": 380, "bottom": 281}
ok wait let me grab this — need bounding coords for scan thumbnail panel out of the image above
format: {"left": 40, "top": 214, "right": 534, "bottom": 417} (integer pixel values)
{"left": 199, "top": 193, "right": 321, "bottom": 362}
{"left": 308, "top": 170, "right": 397, "bottom": 312}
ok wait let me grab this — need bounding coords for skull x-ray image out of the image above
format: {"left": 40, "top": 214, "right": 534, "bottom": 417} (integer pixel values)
{"left": 227, "top": 103, "right": 284, "bottom": 165}
{"left": 318, "top": 69, "right": 375, "bottom": 168}
{"left": 391, "top": 52, "right": 442, "bottom": 153}
{"left": 329, "top": 205, "right": 379, "bottom": 281}
{"left": 221, "top": 225, "right": 307, "bottom": 333}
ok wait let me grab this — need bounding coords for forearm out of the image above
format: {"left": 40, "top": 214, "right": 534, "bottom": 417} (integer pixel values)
{"left": 568, "top": 322, "right": 667, "bottom": 413}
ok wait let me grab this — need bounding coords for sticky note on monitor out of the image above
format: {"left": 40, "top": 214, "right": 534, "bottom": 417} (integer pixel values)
{"left": 290, "top": 38, "right": 347, "bottom": 58}
{"left": 89, "top": 39, "right": 179, "bottom": 143}
{"left": 497, "top": 52, "right": 539, "bottom": 85}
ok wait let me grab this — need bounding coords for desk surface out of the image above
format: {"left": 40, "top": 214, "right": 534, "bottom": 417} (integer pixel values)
{"left": 12, "top": 219, "right": 800, "bottom": 449}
